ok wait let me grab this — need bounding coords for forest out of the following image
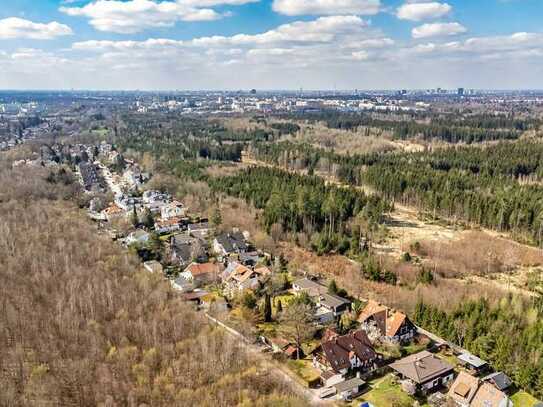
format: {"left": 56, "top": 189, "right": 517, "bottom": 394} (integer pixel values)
{"left": 248, "top": 140, "right": 543, "bottom": 245}
{"left": 209, "top": 166, "right": 390, "bottom": 255}
{"left": 281, "top": 111, "right": 540, "bottom": 143}
{"left": 413, "top": 296, "right": 543, "bottom": 399}
{"left": 0, "top": 153, "right": 307, "bottom": 406}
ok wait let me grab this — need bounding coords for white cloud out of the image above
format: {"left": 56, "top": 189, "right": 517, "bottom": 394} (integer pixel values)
{"left": 272, "top": 0, "right": 381, "bottom": 16}
{"left": 412, "top": 22, "right": 466, "bottom": 38}
{"left": 74, "top": 15, "right": 374, "bottom": 50}
{"left": 396, "top": 2, "right": 451, "bottom": 21}
{"left": 0, "top": 17, "right": 73, "bottom": 40}
{"left": 60, "top": 0, "right": 257, "bottom": 33}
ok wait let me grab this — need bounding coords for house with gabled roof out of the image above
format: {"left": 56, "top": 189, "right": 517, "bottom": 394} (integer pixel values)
{"left": 313, "top": 330, "right": 380, "bottom": 375}
{"left": 161, "top": 200, "right": 186, "bottom": 219}
{"left": 449, "top": 371, "right": 514, "bottom": 407}
{"left": 358, "top": 299, "right": 416, "bottom": 343}
{"left": 448, "top": 371, "right": 481, "bottom": 407}
{"left": 183, "top": 262, "right": 221, "bottom": 285}
{"left": 470, "top": 382, "right": 512, "bottom": 407}
{"left": 213, "top": 230, "right": 249, "bottom": 257}
{"left": 221, "top": 262, "right": 270, "bottom": 295}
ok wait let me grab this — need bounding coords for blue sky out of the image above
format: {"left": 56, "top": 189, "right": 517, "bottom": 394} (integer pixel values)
{"left": 0, "top": 0, "right": 542, "bottom": 89}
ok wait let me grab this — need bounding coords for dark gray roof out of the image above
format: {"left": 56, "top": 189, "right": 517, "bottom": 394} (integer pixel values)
{"left": 318, "top": 293, "right": 350, "bottom": 309}
{"left": 293, "top": 277, "right": 328, "bottom": 296}
{"left": 189, "top": 222, "right": 210, "bottom": 230}
{"left": 333, "top": 377, "right": 365, "bottom": 393}
{"left": 482, "top": 372, "right": 513, "bottom": 391}
{"left": 215, "top": 231, "right": 247, "bottom": 253}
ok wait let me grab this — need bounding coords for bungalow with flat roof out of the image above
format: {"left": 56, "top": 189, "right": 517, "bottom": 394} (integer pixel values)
{"left": 458, "top": 353, "right": 489, "bottom": 375}
{"left": 333, "top": 377, "right": 366, "bottom": 401}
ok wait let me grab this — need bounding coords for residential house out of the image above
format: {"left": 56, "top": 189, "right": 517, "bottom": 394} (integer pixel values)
{"left": 116, "top": 195, "right": 143, "bottom": 211}
{"left": 142, "top": 190, "right": 172, "bottom": 204}
{"left": 458, "top": 353, "right": 489, "bottom": 375}
{"left": 292, "top": 277, "right": 328, "bottom": 297}
{"left": 142, "top": 190, "right": 172, "bottom": 213}
{"left": 183, "top": 262, "right": 221, "bottom": 286}
{"left": 292, "top": 278, "right": 350, "bottom": 323}
{"left": 221, "top": 262, "right": 270, "bottom": 295}
{"left": 154, "top": 217, "right": 183, "bottom": 235}
{"left": 389, "top": 350, "right": 454, "bottom": 394}
{"left": 313, "top": 330, "right": 379, "bottom": 375}
{"left": 188, "top": 222, "right": 212, "bottom": 239}
{"left": 170, "top": 234, "right": 208, "bottom": 267}
{"left": 213, "top": 230, "right": 249, "bottom": 257}
{"left": 239, "top": 251, "right": 262, "bottom": 267}
{"left": 320, "top": 370, "right": 346, "bottom": 389}
{"left": 316, "top": 293, "right": 351, "bottom": 319}
{"left": 333, "top": 377, "right": 366, "bottom": 401}
{"left": 358, "top": 300, "right": 416, "bottom": 343}
{"left": 143, "top": 260, "right": 163, "bottom": 274}
{"left": 181, "top": 290, "right": 209, "bottom": 306}
{"left": 482, "top": 372, "right": 513, "bottom": 392}
{"left": 470, "top": 382, "right": 513, "bottom": 407}
{"left": 103, "top": 202, "right": 125, "bottom": 221}
{"left": 448, "top": 371, "right": 481, "bottom": 407}
{"left": 161, "top": 200, "right": 186, "bottom": 219}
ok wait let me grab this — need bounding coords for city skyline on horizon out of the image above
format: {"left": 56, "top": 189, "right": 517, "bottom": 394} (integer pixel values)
{"left": 1, "top": 0, "right": 542, "bottom": 90}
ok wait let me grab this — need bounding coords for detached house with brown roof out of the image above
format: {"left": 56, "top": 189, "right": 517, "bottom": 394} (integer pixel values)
{"left": 358, "top": 300, "right": 416, "bottom": 343}
{"left": 313, "top": 330, "right": 380, "bottom": 376}
{"left": 448, "top": 371, "right": 513, "bottom": 407}
{"left": 389, "top": 350, "right": 454, "bottom": 394}
{"left": 183, "top": 262, "right": 222, "bottom": 285}
{"left": 221, "top": 262, "right": 271, "bottom": 296}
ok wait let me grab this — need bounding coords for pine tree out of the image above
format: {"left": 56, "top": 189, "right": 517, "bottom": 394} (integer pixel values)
{"left": 263, "top": 293, "right": 272, "bottom": 322}
{"left": 131, "top": 205, "right": 139, "bottom": 227}
{"left": 328, "top": 279, "right": 338, "bottom": 295}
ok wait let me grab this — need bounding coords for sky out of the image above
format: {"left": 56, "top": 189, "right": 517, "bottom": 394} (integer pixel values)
{"left": 0, "top": 0, "right": 542, "bottom": 90}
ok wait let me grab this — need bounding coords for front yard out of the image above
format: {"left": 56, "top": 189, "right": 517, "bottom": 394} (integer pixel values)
{"left": 351, "top": 374, "right": 429, "bottom": 407}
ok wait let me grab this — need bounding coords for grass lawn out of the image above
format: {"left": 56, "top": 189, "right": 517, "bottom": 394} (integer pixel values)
{"left": 511, "top": 390, "right": 540, "bottom": 407}
{"left": 435, "top": 350, "right": 460, "bottom": 368}
{"left": 401, "top": 337, "right": 430, "bottom": 356}
{"left": 92, "top": 128, "right": 109, "bottom": 137}
{"left": 352, "top": 374, "right": 428, "bottom": 407}
{"left": 272, "top": 293, "right": 295, "bottom": 313}
{"left": 256, "top": 321, "right": 279, "bottom": 337}
{"left": 287, "top": 358, "right": 320, "bottom": 386}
